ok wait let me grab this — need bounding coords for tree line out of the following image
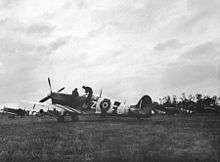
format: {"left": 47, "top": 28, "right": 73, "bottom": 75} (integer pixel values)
{"left": 155, "top": 93, "right": 220, "bottom": 113}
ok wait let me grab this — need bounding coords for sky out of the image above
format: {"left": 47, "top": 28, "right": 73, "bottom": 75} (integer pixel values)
{"left": 0, "top": 0, "right": 219, "bottom": 105}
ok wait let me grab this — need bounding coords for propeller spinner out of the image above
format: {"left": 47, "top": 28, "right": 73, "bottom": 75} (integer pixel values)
{"left": 39, "top": 78, "right": 65, "bottom": 103}
{"left": 32, "top": 78, "right": 65, "bottom": 109}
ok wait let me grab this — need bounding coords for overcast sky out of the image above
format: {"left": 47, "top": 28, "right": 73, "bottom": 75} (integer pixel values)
{"left": 0, "top": 0, "right": 219, "bottom": 105}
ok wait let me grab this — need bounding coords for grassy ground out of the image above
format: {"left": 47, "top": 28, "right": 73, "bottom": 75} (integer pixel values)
{"left": 0, "top": 114, "right": 219, "bottom": 162}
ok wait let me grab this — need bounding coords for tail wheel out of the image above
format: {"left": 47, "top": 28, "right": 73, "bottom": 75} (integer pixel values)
{"left": 100, "top": 99, "right": 111, "bottom": 115}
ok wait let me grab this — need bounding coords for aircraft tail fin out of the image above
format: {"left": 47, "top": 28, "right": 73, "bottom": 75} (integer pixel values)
{"left": 136, "top": 95, "right": 152, "bottom": 109}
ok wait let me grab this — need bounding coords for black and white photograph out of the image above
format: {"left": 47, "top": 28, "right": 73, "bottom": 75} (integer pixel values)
{"left": 0, "top": 0, "right": 219, "bottom": 161}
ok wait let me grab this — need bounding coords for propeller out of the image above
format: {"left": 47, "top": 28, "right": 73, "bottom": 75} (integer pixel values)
{"left": 40, "top": 78, "right": 65, "bottom": 102}
{"left": 57, "top": 87, "right": 65, "bottom": 93}
{"left": 48, "top": 77, "right": 52, "bottom": 93}
{"left": 39, "top": 95, "right": 51, "bottom": 103}
{"left": 99, "top": 88, "right": 103, "bottom": 98}
{"left": 38, "top": 78, "right": 53, "bottom": 103}
{"left": 33, "top": 78, "right": 65, "bottom": 110}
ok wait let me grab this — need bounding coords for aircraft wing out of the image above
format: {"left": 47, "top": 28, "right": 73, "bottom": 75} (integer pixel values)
{"left": 2, "top": 111, "right": 17, "bottom": 115}
{"left": 53, "top": 104, "right": 82, "bottom": 114}
{"left": 23, "top": 101, "right": 82, "bottom": 115}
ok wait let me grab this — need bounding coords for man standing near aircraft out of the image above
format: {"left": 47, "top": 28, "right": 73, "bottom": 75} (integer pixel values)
{"left": 72, "top": 88, "right": 79, "bottom": 98}
{"left": 82, "top": 86, "right": 93, "bottom": 108}
{"left": 82, "top": 86, "right": 93, "bottom": 101}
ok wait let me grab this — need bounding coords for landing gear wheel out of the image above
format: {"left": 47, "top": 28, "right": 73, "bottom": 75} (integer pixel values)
{"left": 57, "top": 116, "right": 65, "bottom": 122}
{"left": 71, "top": 115, "right": 79, "bottom": 122}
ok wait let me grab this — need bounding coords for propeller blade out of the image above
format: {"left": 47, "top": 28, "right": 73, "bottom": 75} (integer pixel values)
{"left": 57, "top": 87, "right": 65, "bottom": 92}
{"left": 39, "top": 95, "right": 51, "bottom": 103}
{"left": 32, "top": 104, "right": 36, "bottom": 110}
{"left": 99, "top": 88, "right": 103, "bottom": 98}
{"left": 48, "top": 77, "right": 52, "bottom": 93}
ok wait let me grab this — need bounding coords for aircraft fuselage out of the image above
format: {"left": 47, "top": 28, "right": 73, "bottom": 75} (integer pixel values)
{"left": 50, "top": 92, "right": 87, "bottom": 109}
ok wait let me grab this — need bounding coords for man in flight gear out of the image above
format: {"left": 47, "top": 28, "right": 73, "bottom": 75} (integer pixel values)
{"left": 72, "top": 88, "right": 79, "bottom": 98}
{"left": 82, "top": 86, "right": 93, "bottom": 109}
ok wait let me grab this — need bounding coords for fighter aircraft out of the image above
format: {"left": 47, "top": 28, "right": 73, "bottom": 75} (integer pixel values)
{"left": 32, "top": 78, "right": 153, "bottom": 122}
{"left": 1, "top": 106, "right": 29, "bottom": 118}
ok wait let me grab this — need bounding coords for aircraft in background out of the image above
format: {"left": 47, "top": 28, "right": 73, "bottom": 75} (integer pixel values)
{"left": 0, "top": 105, "right": 29, "bottom": 118}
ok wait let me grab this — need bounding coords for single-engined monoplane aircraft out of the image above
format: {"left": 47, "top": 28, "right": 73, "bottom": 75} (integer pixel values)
{"left": 30, "top": 78, "right": 153, "bottom": 122}
{"left": 0, "top": 106, "right": 29, "bottom": 118}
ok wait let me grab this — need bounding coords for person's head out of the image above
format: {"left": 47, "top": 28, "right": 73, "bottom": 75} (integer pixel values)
{"left": 82, "top": 86, "right": 86, "bottom": 89}
{"left": 74, "top": 88, "right": 77, "bottom": 91}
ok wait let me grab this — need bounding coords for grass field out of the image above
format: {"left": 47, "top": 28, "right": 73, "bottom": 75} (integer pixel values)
{"left": 0, "top": 114, "right": 219, "bottom": 162}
